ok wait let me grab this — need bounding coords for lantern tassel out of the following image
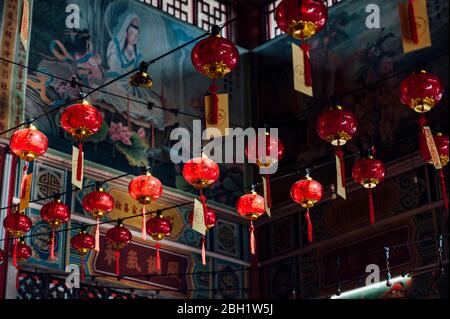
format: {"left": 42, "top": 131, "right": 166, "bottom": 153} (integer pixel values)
{"left": 95, "top": 218, "right": 100, "bottom": 252}
{"left": 300, "top": 43, "right": 312, "bottom": 87}
{"left": 264, "top": 175, "right": 272, "bottom": 208}
{"left": 199, "top": 189, "right": 208, "bottom": 227}
{"left": 115, "top": 250, "right": 121, "bottom": 278}
{"left": 49, "top": 227, "right": 55, "bottom": 260}
{"left": 249, "top": 221, "right": 256, "bottom": 255}
{"left": 305, "top": 208, "right": 313, "bottom": 243}
{"left": 408, "top": 0, "right": 419, "bottom": 44}
{"left": 76, "top": 142, "right": 83, "bottom": 181}
{"left": 155, "top": 241, "right": 161, "bottom": 271}
{"left": 336, "top": 146, "right": 346, "bottom": 191}
{"left": 20, "top": 161, "right": 29, "bottom": 199}
{"left": 141, "top": 205, "right": 147, "bottom": 240}
{"left": 13, "top": 238, "right": 18, "bottom": 268}
{"left": 209, "top": 79, "right": 219, "bottom": 125}
{"left": 80, "top": 255, "right": 85, "bottom": 282}
{"left": 201, "top": 236, "right": 206, "bottom": 266}
{"left": 369, "top": 188, "right": 375, "bottom": 224}
{"left": 439, "top": 170, "right": 448, "bottom": 212}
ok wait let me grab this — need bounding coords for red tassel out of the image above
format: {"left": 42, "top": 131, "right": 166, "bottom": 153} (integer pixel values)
{"left": 76, "top": 142, "right": 83, "bottom": 181}
{"left": 49, "top": 227, "right": 55, "bottom": 260}
{"left": 300, "top": 43, "right": 312, "bottom": 87}
{"left": 95, "top": 218, "right": 100, "bottom": 252}
{"left": 20, "top": 161, "right": 29, "bottom": 199}
{"left": 13, "top": 238, "right": 18, "bottom": 268}
{"left": 439, "top": 170, "right": 448, "bottom": 212}
{"left": 249, "top": 221, "right": 256, "bottom": 255}
{"left": 208, "top": 79, "right": 219, "bottom": 125}
{"left": 408, "top": 0, "right": 419, "bottom": 44}
{"left": 141, "top": 205, "right": 147, "bottom": 240}
{"left": 80, "top": 255, "right": 85, "bottom": 282}
{"left": 199, "top": 189, "right": 209, "bottom": 227}
{"left": 369, "top": 188, "right": 375, "bottom": 224}
{"left": 155, "top": 241, "right": 161, "bottom": 271}
{"left": 264, "top": 175, "right": 272, "bottom": 208}
{"left": 115, "top": 250, "right": 120, "bottom": 278}
{"left": 201, "top": 236, "right": 206, "bottom": 266}
{"left": 305, "top": 208, "right": 313, "bottom": 243}
{"left": 336, "top": 146, "right": 346, "bottom": 188}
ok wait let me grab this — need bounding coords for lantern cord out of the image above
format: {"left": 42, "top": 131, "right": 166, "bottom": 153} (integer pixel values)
{"left": 305, "top": 208, "right": 313, "bottom": 243}
{"left": 12, "top": 238, "right": 18, "bottom": 267}
{"left": 49, "top": 227, "right": 55, "bottom": 260}
{"left": 368, "top": 188, "right": 375, "bottom": 224}
{"left": 299, "top": 42, "right": 312, "bottom": 87}
{"left": 80, "top": 255, "right": 85, "bottom": 282}
{"left": 95, "top": 218, "right": 100, "bottom": 252}
{"left": 20, "top": 161, "right": 29, "bottom": 199}
{"left": 408, "top": 0, "right": 419, "bottom": 44}
{"left": 155, "top": 241, "right": 161, "bottom": 271}
{"left": 263, "top": 175, "right": 272, "bottom": 208}
{"left": 208, "top": 79, "right": 219, "bottom": 125}
{"left": 336, "top": 145, "right": 346, "bottom": 191}
{"left": 76, "top": 142, "right": 83, "bottom": 182}
{"left": 201, "top": 236, "right": 206, "bottom": 266}
{"left": 141, "top": 205, "right": 147, "bottom": 240}
{"left": 249, "top": 221, "right": 256, "bottom": 255}
{"left": 115, "top": 250, "right": 121, "bottom": 278}
{"left": 439, "top": 170, "right": 448, "bottom": 212}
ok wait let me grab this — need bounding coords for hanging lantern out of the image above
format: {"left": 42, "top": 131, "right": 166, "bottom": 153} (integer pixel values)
{"left": 146, "top": 212, "right": 172, "bottom": 271}
{"left": 129, "top": 61, "right": 153, "bottom": 89}
{"left": 40, "top": 196, "right": 70, "bottom": 260}
{"left": 290, "top": 176, "right": 323, "bottom": 243}
{"left": 245, "top": 131, "right": 284, "bottom": 209}
{"left": 13, "top": 240, "right": 32, "bottom": 264}
{"left": 10, "top": 124, "right": 48, "bottom": 204}
{"left": 3, "top": 209, "right": 33, "bottom": 267}
{"left": 82, "top": 185, "right": 115, "bottom": 252}
{"left": 275, "top": 0, "right": 328, "bottom": 86}
{"left": 400, "top": 70, "right": 443, "bottom": 114}
{"left": 60, "top": 100, "right": 103, "bottom": 185}
{"left": 106, "top": 222, "right": 132, "bottom": 278}
{"left": 71, "top": 229, "right": 95, "bottom": 282}
{"left": 316, "top": 104, "right": 357, "bottom": 198}
{"left": 128, "top": 170, "right": 163, "bottom": 241}
{"left": 420, "top": 131, "right": 449, "bottom": 212}
{"left": 236, "top": 191, "right": 266, "bottom": 255}
{"left": 188, "top": 206, "right": 216, "bottom": 265}
{"left": 352, "top": 149, "right": 385, "bottom": 224}
{"left": 191, "top": 26, "right": 239, "bottom": 124}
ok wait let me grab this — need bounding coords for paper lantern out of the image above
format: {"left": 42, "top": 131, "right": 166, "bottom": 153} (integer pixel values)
{"left": 3, "top": 211, "right": 32, "bottom": 239}
{"left": 106, "top": 222, "right": 132, "bottom": 278}
{"left": 71, "top": 230, "right": 95, "bottom": 282}
{"left": 146, "top": 212, "right": 172, "bottom": 271}
{"left": 13, "top": 240, "right": 32, "bottom": 264}
{"left": 290, "top": 177, "right": 323, "bottom": 243}
{"left": 400, "top": 70, "right": 443, "bottom": 113}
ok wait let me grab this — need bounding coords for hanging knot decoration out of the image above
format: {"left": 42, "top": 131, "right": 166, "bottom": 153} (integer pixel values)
{"left": 146, "top": 212, "right": 172, "bottom": 272}
{"left": 71, "top": 229, "right": 95, "bottom": 282}
{"left": 188, "top": 206, "right": 216, "bottom": 265}
{"left": 245, "top": 131, "right": 284, "bottom": 210}
{"left": 40, "top": 196, "right": 70, "bottom": 260}
{"left": 10, "top": 124, "right": 48, "bottom": 204}
{"left": 128, "top": 170, "right": 163, "bottom": 241}
{"left": 290, "top": 176, "right": 323, "bottom": 243}
{"left": 129, "top": 61, "right": 153, "bottom": 89}
{"left": 420, "top": 132, "right": 449, "bottom": 212}
{"left": 275, "top": 0, "right": 327, "bottom": 87}
{"left": 191, "top": 26, "right": 239, "bottom": 125}
{"left": 352, "top": 148, "right": 385, "bottom": 224}
{"left": 105, "top": 222, "right": 132, "bottom": 278}
{"left": 316, "top": 103, "right": 357, "bottom": 199}
{"left": 60, "top": 99, "right": 103, "bottom": 185}
{"left": 236, "top": 191, "right": 266, "bottom": 255}
{"left": 82, "top": 185, "right": 115, "bottom": 252}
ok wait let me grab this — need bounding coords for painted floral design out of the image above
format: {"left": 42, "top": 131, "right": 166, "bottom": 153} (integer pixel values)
{"left": 108, "top": 122, "right": 132, "bottom": 145}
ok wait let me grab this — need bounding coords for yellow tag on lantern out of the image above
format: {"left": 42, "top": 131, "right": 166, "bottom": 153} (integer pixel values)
{"left": 19, "top": 173, "right": 32, "bottom": 211}
{"left": 262, "top": 175, "right": 271, "bottom": 218}
{"left": 422, "top": 126, "right": 442, "bottom": 169}
{"left": 205, "top": 93, "right": 229, "bottom": 138}
{"left": 399, "top": 0, "right": 431, "bottom": 53}
{"left": 292, "top": 43, "right": 313, "bottom": 97}
{"left": 71, "top": 146, "right": 84, "bottom": 189}
{"left": 192, "top": 198, "right": 206, "bottom": 236}
{"left": 335, "top": 155, "right": 346, "bottom": 200}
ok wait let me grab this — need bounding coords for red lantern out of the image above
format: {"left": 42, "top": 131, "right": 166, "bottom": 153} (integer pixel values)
{"left": 13, "top": 240, "right": 32, "bottom": 263}
{"left": 191, "top": 30, "right": 239, "bottom": 124}
{"left": 290, "top": 177, "right": 323, "bottom": 243}
{"left": 129, "top": 171, "right": 163, "bottom": 240}
{"left": 400, "top": 70, "right": 443, "bottom": 114}
{"left": 316, "top": 104, "right": 357, "bottom": 198}
{"left": 3, "top": 211, "right": 32, "bottom": 239}
{"left": 236, "top": 191, "right": 266, "bottom": 255}
{"left": 10, "top": 124, "right": 48, "bottom": 203}
{"left": 146, "top": 212, "right": 172, "bottom": 271}
{"left": 352, "top": 150, "right": 385, "bottom": 224}
{"left": 188, "top": 206, "right": 216, "bottom": 266}
{"left": 82, "top": 185, "right": 115, "bottom": 252}
{"left": 275, "top": 0, "right": 328, "bottom": 86}
{"left": 40, "top": 196, "right": 70, "bottom": 260}
{"left": 106, "top": 222, "right": 132, "bottom": 278}
{"left": 60, "top": 100, "right": 103, "bottom": 185}
{"left": 71, "top": 230, "right": 95, "bottom": 281}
